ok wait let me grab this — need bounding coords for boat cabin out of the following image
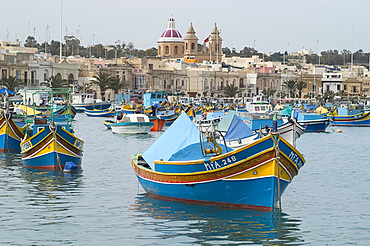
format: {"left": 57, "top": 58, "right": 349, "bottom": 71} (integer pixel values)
{"left": 143, "top": 91, "right": 168, "bottom": 108}
{"left": 120, "top": 114, "right": 150, "bottom": 123}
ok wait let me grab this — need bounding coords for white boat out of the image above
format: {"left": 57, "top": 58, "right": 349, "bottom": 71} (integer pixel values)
{"left": 110, "top": 114, "right": 154, "bottom": 134}
{"left": 72, "top": 93, "right": 112, "bottom": 112}
{"left": 244, "top": 95, "right": 272, "bottom": 113}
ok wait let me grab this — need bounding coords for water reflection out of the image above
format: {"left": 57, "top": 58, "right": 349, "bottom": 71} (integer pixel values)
{"left": 132, "top": 194, "right": 304, "bottom": 245}
{"left": 0, "top": 152, "right": 22, "bottom": 167}
{"left": 20, "top": 168, "right": 84, "bottom": 194}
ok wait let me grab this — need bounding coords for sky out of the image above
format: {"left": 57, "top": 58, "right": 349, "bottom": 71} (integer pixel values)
{"left": 2, "top": 0, "right": 370, "bottom": 54}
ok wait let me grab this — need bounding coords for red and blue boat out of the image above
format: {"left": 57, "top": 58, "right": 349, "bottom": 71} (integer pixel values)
{"left": 131, "top": 113, "right": 305, "bottom": 211}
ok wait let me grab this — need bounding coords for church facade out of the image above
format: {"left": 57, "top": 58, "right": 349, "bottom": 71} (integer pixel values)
{"left": 157, "top": 17, "right": 223, "bottom": 63}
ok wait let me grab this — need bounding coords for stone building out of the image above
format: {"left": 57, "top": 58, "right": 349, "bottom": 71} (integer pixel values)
{"left": 342, "top": 77, "right": 362, "bottom": 96}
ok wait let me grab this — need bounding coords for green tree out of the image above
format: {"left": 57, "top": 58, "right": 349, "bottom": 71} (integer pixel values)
{"left": 335, "top": 90, "right": 348, "bottom": 98}
{"left": 296, "top": 81, "right": 307, "bottom": 98}
{"left": 64, "top": 35, "right": 80, "bottom": 56}
{"left": 224, "top": 84, "right": 239, "bottom": 98}
{"left": 91, "top": 72, "right": 115, "bottom": 101}
{"left": 282, "top": 80, "right": 297, "bottom": 98}
{"left": 108, "top": 76, "right": 127, "bottom": 94}
{"left": 42, "top": 75, "right": 68, "bottom": 88}
{"left": 276, "top": 91, "right": 287, "bottom": 99}
{"left": 49, "top": 40, "right": 61, "bottom": 55}
{"left": 323, "top": 90, "right": 335, "bottom": 101}
{"left": 261, "top": 88, "right": 276, "bottom": 101}
{"left": 24, "top": 36, "right": 38, "bottom": 48}
{"left": 1, "top": 76, "right": 25, "bottom": 91}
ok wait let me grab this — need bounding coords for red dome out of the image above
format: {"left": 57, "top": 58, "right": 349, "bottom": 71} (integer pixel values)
{"left": 158, "top": 17, "right": 183, "bottom": 43}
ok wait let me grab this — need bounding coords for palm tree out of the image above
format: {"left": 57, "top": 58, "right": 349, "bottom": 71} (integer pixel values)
{"left": 108, "top": 76, "right": 127, "bottom": 94}
{"left": 91, "top": 72, "right": 115, "bottom": 101}
{"left": 276, "top": 91, "right": 287, "bottom": 99}
{"left": 336, "top": 90, "right": 348, "bottom": 98}
{"left": 1, "top": 76, "right": 25, "bottom": 91}
{"left": 224, "top": 84, "right": 239, "bottom": 98}
{"left": 296, "top": 80, "right": 307, "bottom": 98}
{"left": 282, "top": 79, "right": 297, "bottom": 98}
{"left": 261, "top": 88, "right": 276, "bottom": 101}
{"left": 323, "top": 90, "right": 335, "bottom": 101}
{"left": 43, "top": 75, "right": 68, "bottom": 88}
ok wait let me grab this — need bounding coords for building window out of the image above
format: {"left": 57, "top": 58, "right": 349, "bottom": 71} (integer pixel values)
{"left": 165, "top": 46, "right": 169, "bottom": 54}
{"left": 337, "top": 84, "right": 340, "bottom": 91}
{"left": 326, "top": 85, "right": 330, "bottom": 91}
{"left": 191, "top": 43, "right": 195, "bottom": 50}
{"left": 149, "top": 64, "right": 153, "bottom": 70}
{"left": 239, "top": 78, "right": 244, "bottom": 88}
{"left": 353, "top": 86, "right": 356, "bottom": 93}
{"left": 313, "top": 84, "right": 316, "bottom": 92}
{"left": 174, "top": 46, "right": 178, "bottom": 55}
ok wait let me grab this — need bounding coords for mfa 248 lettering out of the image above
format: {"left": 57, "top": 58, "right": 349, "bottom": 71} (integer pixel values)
{"left": 288, "top": 151, "right": 304, "bottom": 169}
{"left": 204, "top": 155, "right": 237, "bottom": 171}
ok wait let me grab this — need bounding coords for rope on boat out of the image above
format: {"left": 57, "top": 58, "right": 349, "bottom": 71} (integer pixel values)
{"left": 270, "top": 131, "right": 282, "bottom": 212}
{"left": 49, "top": 122, "right": 62, "bottom": 171}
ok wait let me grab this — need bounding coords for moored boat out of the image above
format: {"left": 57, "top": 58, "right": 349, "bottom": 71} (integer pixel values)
{"left": 20, "top": 88, "right": 84, "bottom": 171}
{"left": 149, "top": 116, "right": 166, "bottom": 132}
{"left": 0, "top": 112, "right": 26, "bottom": 152}
{"left": 85, "top": 108, "right": 115, "bottom": 117}
{"left": 329, "top": 112, "right": 370, "bottom": 127}
{"left": 111, "top": 114, "right": 154, "bottom": 134}
{"left": 131, "top": 113, "right": 305, "bottom": 210}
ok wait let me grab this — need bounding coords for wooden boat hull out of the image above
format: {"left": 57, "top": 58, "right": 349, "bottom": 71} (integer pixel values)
{"left": 103, "top": 120, "right": 115, "bottom": 129}
{"left": 21, "top": 125, "right": 83, "bottom": 170}
{"left": 150, "top": 118, "right": 166, "bottom": 132}
{"left": 131, "top": 135, "right": 305, "bottom": 210}
{"left": 330, "top": 112, "right": 370, "bottom": 126}
{"left": 298, "top": 119, "right": 330, "bottom": 132}
{"left": 0, "top": 114, "right": 25, "bottom": 152}
{"left": 85, "top": 109, "right": 115, "bottom": 117}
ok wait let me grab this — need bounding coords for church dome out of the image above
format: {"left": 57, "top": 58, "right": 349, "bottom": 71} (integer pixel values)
{"left": 158, "top": 17, "right": 183, "bottom": 43}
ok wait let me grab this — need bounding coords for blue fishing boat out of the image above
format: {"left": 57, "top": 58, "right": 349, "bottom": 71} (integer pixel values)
{"left": 0, "top": 89, "right": 26, "bottom": 152}
{"left": 20, "top": 88, "right": 84, "bottom": 171}
{"left": 293, "top": 110, "right": 330, "bottom": 132}
{"left": 85, "top": 108, "right": 115, "bottom": 117}
{"left": 131, "top": 113, "right": 305, "bottom": 210}
{"left": 0, "top": 113, "right": 26, "bottom": 152}
{"left": 329, "top": 112, "right": 370, "bottom": 127}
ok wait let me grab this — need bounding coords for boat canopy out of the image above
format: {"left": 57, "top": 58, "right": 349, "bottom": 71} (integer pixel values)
{"left": 280, "top": 106, "right": 293, "bottom": 117}
{"left": 17, "top": 105, "right": 42, "bottom": 115}
{"left": 168, "top": 142, "right": 231, "bottom": 162}
{"left": 224, "top": 115, "right": 254, "bottom": 141}
{"left": 314, "top": 106, "right": 328, "bottom": 115}
{"left": 217, "top": 110, "right": 238, "bottom": 131}
{"left": 142, "top": 112, "right": 201, "bottom": 169}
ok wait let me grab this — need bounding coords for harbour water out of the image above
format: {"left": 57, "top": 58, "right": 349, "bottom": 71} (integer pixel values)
{"left": 1, "top": 114, "right": 369, "bottom": 245}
